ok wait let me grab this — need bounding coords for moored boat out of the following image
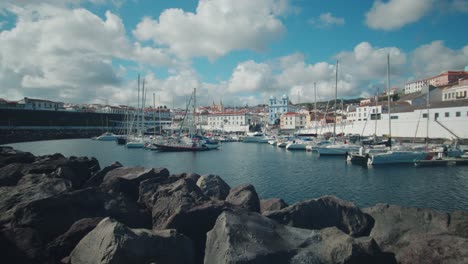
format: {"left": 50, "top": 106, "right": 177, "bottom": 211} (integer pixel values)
{"left": 242, "top": 132, "right": 269, "bottom": 143}
{"left": 95, "top": 132, "right": 119, "bottom": 141}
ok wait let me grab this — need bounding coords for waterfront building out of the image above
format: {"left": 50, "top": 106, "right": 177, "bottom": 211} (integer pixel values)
{"left": 400, "top": 86, "right": 442, "bottom": 106}
{"left": 404, "top": 79, "right": 429, "bottom": 94}
{"left": 268, "top": 95, "right": 297, "bottom": 125}
{"left": 298, "top": 99, "right": 468, "bottom": 139}
{"left": 19, "top": 97, "right": 64, "bottom": 111}
{"left": 442, "top": 78, "right": 468, "bottom": 101}
{"left": 206, "top": 111, "right": 262, "bottom": 132}
{"left": 280, "top": 112, "right": 307, "bottom": 130}
{"left": 405, "top": 71, "right": 468, "bottom": 94}
{"left": 0, "top": 98, "right": 23, "bottom": 109}
{"left": 427, "top": 71, "right": 468, "bottom": 87}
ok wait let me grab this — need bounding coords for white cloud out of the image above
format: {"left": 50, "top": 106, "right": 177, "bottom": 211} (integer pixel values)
{"left": 365, "top": 0, "right": 433, "bottom": 30}
{"left": 228, "top": 61, "right": 272, "bottom": 93}
{"left": 411, "top": 40, "right": 468, "bottom": 78}
{"left": 309, "top": 12, "right": 345, "bottom": 28}
{"left": 0, "top": 4, "right": 174, "bottom": 104}
{"left": 133, "top": 0, "right": 287, "bottom": 60}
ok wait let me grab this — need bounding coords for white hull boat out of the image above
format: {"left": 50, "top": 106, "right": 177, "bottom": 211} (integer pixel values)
{"left": 316, "top": 144, "right": 361, "bottom": 156}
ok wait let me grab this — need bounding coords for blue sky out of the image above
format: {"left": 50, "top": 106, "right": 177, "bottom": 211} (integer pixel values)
{"left": 0, "top": 0, "right": 467, "bottom": 107}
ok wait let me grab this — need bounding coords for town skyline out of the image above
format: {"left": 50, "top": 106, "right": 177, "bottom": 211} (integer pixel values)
{"left": 0, "top": 0, "right": 467, "bottom": 108}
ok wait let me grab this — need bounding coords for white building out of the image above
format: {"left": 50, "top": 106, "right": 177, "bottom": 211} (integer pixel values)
{"left": 280, "top": 112, "right": 307, "bottom": 130}
{"left": 442, "top": 79, "right": 468, "bottom": 101}
{"left": 405, "top": 79, "right": 429, "bottom": 94}
{"left": 19, "top": 97, "right": 64, "bottom": 111}
{"left": 206, "top": 111, "right": 262, "bottom": 132}
{"left": 268, "top": 95, "right": 297, "bottom": 125}
{"left": 347, "top": 105, "right": 383, "bottom": 122}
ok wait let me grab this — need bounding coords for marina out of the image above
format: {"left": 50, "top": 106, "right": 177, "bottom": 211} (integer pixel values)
{"left": 6, "top": 138, "right": 468, "bottom": 212}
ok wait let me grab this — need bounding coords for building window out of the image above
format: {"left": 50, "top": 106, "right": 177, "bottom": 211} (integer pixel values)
{"left": 435, "top": 113, "right": 439, "bottom": 119}
{"left": 422, "top": 113, "right": 428, "bottom": 118}
{"left": 445, "top": 112, "right": 449, "bottom": 117}
{"left": 391, "top": 115, "right": 398, "bottom": 119}
{"left": 456, "top": 112, "right": 461, "bottom": 117}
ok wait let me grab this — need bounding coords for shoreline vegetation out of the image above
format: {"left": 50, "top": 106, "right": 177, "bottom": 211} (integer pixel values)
{"left": 1, "top": 146, "right": 467, "bottom": 263}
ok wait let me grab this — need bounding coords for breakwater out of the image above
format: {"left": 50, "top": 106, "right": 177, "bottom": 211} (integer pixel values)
{"left": 1, "top": 146, "right": 467, "bottom": 264}
{"left": 0, "top": 127, "right": 119, "bottom": 145}
{"left": 0, "top": 108, "right": 125, "bottom": 144}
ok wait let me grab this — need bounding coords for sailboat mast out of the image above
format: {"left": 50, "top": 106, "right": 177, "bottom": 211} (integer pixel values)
{"left": 153, "top": 93, "right": 156, "bottom": 137}
{"left": 159, "top": 95, "right": 162, "bottom": 135}
{"left": 142, "top": 78, "right": 146, "bottom": 136}
{"left": 386, "top": 53, "right": 392, "bottom": 146}
{"left": 374, "top": 87, "right": 379, "bottom": 137}
{"left": 426, "top": 85, "right": 430, "bottom": 145}
{"left": 334, "top": 60, "right": 338, "bottom": 138}
{"left": 137, "top": 75, "right": 140, "bottom": 135}
{"left": 193, "top": 88, "right": 196, "bottom": 136}
{"left": 314, "top": 82, "right": 317, "bottom": 135}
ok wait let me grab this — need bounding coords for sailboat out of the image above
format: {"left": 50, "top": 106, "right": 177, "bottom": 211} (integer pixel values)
{"left": 315, "top": 60, "right": 361, "bottom": 156}
{"left": 126, "top": 75, "right": 146, "bottom": 148}
{"left": 153, "top": 88, "right": 216, "bottom": 152}
{"left": 367, "top": 55, "right": 431, "bottom": 165}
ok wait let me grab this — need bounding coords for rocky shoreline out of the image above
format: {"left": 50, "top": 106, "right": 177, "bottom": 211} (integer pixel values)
{"left": 1, "top": 146, "right": 467, "bottom": 264}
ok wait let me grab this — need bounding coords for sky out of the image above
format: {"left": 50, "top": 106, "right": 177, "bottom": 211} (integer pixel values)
{"left": 0, "top": 0, "right": 467, "bottom": 108}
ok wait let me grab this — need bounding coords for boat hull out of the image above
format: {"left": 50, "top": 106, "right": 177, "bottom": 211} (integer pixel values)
{"left": 316, "top": 145, "right": 361, "bottom": 156}
{"left": 369, "top": 151, "right": 430, "bottom": 165}
{"left": 154, "top": 143, "right": 210, "bottom": 152}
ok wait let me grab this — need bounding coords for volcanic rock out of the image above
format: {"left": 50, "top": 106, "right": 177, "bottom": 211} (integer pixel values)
{"left": 196, "top": 174, "right": 231, "bottom": 200}
{"left": 100, "top": 167, "right": 169, "bottom": 201}
{"left": 11, "top": 187, "right": 151, "bottom": 242}
{"left": 70, "top": 217, "right": 194, "bottom": 264}
{"left": 264, "top": 195, "right": 374, "bottom": 237}
{"left": 46, "top": 217, "right": 103, "bottom": 263}
{"left": 260, "top": 198, "right": 288, "bottom": 213}
{"left": 204, "top": 211, "right": 396, "bottom": 264}
{"left": 0, "top": 173, "right": 72, "bottom": 226}
{"left": 225, "top": 183, "right": 260, "bottom": 212}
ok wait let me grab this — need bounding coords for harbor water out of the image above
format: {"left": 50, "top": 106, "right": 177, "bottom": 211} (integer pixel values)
{"left": 6, "top": 139, "right": 468, "bottom": 212}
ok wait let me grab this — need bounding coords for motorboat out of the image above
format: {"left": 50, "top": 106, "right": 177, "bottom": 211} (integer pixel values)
{"left": 346, "top": 146, "right": 388, "bottom": 166}
{"left": 305, "top": 140, "right": 332, "bottom": 152}
{"left": 316, "top": 143, "right": 361, "bottom": 156}
{"left": 286, "top": 138, "right": 313, "bottom": 150}
{"left": 242, "top": 132, "right": 269, "bottom": 143}
{"left": 95, "top": 132, "right": 119, "bottom": 141}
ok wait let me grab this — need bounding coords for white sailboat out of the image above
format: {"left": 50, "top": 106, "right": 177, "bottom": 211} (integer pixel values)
{"left": 316, "top": 60, "right": 360, "bottom": 156}
{"left": 367, "top": 54, "right": 431, "bottom": 165}
{"left": 126, "top": 75, "right": 146, "bottom": 148}
{"left": 153, "top": 88, "right": 216, "bottom": 151}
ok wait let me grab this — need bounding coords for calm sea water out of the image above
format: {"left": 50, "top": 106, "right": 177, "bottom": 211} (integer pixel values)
{"left": 6, "top": 139, "right": 468, "bottom": 212}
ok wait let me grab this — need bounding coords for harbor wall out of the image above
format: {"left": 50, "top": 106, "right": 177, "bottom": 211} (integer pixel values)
{"left": 0, "top": 108, "right": 127, "bottom": 144}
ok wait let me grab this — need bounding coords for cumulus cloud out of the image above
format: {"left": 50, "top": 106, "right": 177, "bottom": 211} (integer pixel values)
{"left": 411, "top": 40, "right": 468, "bottom": 78}
{"left": 228, "top": 61, "right": 272, "bottom": 93}
{"left": 222, "top": 42, "right": 410, "bottom": 105}
{"left": 0, "top": 3, "right": 173, "bottom": 104}
{"left": 133, "top": 0, "right": 287, "bottom": 60}
{"left": 309, "top": 12, "right": 345, "bottom": 28}
{"left": 365, "top": 0, "right": 433, "bottom": 30}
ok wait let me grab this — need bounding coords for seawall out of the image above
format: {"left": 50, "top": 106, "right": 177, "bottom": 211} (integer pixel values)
{"left": 0, "top": 108, "right": 126, "bottom": 144}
